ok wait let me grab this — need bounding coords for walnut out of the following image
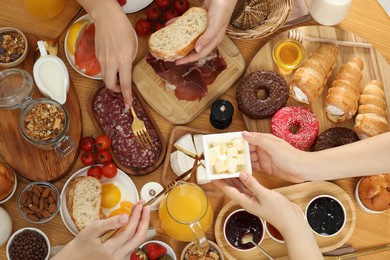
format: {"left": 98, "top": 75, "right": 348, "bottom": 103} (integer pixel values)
{"left": 0, "top": 31, "right": 26, "bottom": 63}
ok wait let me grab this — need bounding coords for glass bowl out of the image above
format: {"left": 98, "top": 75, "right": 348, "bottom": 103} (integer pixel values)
{"left": 17, "top": 181, "right": 60, "bottom": 224}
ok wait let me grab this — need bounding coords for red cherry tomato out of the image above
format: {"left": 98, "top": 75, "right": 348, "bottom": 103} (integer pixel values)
{"left": 80, "top": 136, "right": 95, "bottom": 152}
{"left": 146, "top": 5, "right": 161, "bottom": 20}
{"left": 154, "top": 21, "right": 165, "bottom": 32}
{"left": 135, "top": 18, "right": 152, "bottom": 36}
{"left": 102, "top": 163, "right": 118, "bottom": 178}
{"left": 96, "top": 150, "right": 113, "bottom": 164}
{"left": 117, "top": 0, "right": 127, "bottom": 6}
{"left": 173, "top": 0, "right": 189, "bottom": 15}
{"left": 155, "top": 0, "right": 171, "bottom": 10}
{"left": 163, "top": 9, "right": 179, "bottom": 22}
{"left": 95, "top": 134, "right": 111, "bottom": 151}
{"left": 87, "top": 165, "right": 103, "bottom": 179}
{"left": 81, "top": 151, "right": 95, "bottom": 166}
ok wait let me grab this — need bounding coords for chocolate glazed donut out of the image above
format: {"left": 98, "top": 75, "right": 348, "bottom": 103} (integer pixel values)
{"left": 236, "top": 70, "right": 289, "bottom": 119}
{"left": 312, "top": 127, "right": 360, "bottom": 151}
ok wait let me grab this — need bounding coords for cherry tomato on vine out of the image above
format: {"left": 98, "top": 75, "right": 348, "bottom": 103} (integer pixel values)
{"left": 154, "top": 21, "right": 165, "bottom": 32}
{"left": 80, "top": 136, "right": 95, "bottom": 152}
{"left": 173, "top": 0, "right": 189, "bottom": 15}
{"left": 96, "top": 150, "right": 113, "bottom": 164}
{"left": 81, "top": 151, "right": 95, "bottom": 166}
{"left": 102, "top": 163, "right": 118, "bottom": 178}
{"left": 135, "top": 18, "right": 152, "bottom": 36}
{"left": 147, "top": 5, "right": 161, "bottom": 20}
{"left": 87, "top": 165, "right": 103, "bottom": 179}
{"left": 163, "top": 9, "right": 179, "bottom": 22}
{"left": 95, "top": 134, "right": 111, "bottom": 151}
{"left": 155, "top": 0, "right": 171, "bottom": 10}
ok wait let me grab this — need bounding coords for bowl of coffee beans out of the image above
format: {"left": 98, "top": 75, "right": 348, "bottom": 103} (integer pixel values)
{"left": 17, "top": 181, "right": 60, "bottom": 224}
{"left": 6, "top": 227, "right": 50, "bottom": 260}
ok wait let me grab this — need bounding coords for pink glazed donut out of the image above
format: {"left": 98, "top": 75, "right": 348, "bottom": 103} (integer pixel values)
{"left": 271, "top": 106, "right": 319, "bottom": 150}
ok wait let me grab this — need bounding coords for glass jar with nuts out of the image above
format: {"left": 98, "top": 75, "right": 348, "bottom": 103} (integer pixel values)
{"left": 17, "top": 181, "right": 60, "bottom": 224}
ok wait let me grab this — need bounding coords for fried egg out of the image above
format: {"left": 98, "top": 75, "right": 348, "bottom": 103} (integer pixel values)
{"left": 101, "top": 179, "right": 134, "bottom": 218}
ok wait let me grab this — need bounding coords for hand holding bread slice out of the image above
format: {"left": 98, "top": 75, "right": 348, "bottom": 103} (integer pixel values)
{"left": 149, "top": 7, "right": 208, "bottom": 61}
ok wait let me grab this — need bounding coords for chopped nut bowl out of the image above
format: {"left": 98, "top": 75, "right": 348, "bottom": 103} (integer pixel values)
{"left": 0, "top": 27, "right": 28, "bottom": 68}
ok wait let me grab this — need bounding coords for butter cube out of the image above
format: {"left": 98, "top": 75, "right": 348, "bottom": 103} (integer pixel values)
{"left": 215, "top": 154, "right": 227, "bottom": 173}
{"left": 220, "top": 142, "right": 227, "bottom": 154}
{"left": 237, "top": 153, "right": 245, "bottom": 165}
{"left": 232, "top": 138, "right": 244, "bottom": 151}
{"left": 208, "top": 146, "right": 221, "bottom": 166}
{"left": 225, "top": 156, "right": 238, "bottom": 174}
{"left": 227, "top": 146, "right": 238, "bottom": 157}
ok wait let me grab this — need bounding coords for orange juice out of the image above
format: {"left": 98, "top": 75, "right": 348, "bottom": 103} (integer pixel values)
{"left": 159, "top": 182, "right": 213, "bottom": 242}
{"left": 23, "top": 0, "right": 65, "bottom": 20}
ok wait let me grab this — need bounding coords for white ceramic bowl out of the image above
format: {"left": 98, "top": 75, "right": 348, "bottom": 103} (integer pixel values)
{"left": 223, "top": 208, "right": 265, "bottom": 252}
{"left": 202, "top": 131, "right": 252, "bottom": 180}
{"left": 305, "top": 195, "right": 346, "bottom": 237}
{"left": 181, "top": 240, "right": 224, "bottom": 260}
{"left": 139, "top": 240, "right": 177, "bottom": 260}
{"left": 0, "top": 162, "right": 17, "bottom": 204}
{"left": 0, "top": 27, "right": 28, "bottom": 68}
{"left": 354, "top": 177, "right": 386, "bottom": 214}
{"left": 0, "top": 207, "right": 12, "bottom": 247}
{"left": 6, "top": 227, "right": 50, "bottom": 260}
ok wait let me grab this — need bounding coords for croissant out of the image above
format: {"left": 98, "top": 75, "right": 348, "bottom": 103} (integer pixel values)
{"left": 325, "top": 57, "right": 364, "bottom": 123}
{"left": 290, "top": 44, "right": 339, "bottom": 104}
{"left": 354, "top": 80, "right": 390, "bottom": 139}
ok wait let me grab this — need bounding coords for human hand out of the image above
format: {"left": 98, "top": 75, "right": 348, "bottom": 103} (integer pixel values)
{"left": 242, "top": 131, "right": 311, "bottom": 183}
{"left": 175, "top": 0, "right": 238, "bottom": 65}
{"left": 92, "top": 2, "right": 136, "bottom": 108}
{"left": 53, "top": 201, "right": 150, "bottom": 260}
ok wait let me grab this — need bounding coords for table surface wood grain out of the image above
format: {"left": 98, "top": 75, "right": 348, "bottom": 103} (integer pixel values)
{"left": 1, "top": 0, "right": 389, "bottom": 259}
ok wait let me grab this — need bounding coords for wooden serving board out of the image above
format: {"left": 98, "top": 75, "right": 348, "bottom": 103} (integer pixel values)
{"left": 215, "top": 181, "right": 357, "bottom": 259}
{"left": 87, "top": 85, "right": 167, "bottom": 176}
{"left": 242, "top": 26, "right": 390, "bottom": 134}
{"left": 0, "top": 34, "right": 81, "bottom": 182}
{"left": 133, "top": 36, "right": 245, "bottom": 125}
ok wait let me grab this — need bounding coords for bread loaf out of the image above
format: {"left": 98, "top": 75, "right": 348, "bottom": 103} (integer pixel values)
{"left": 149, "top": 7, "right": 208, "bottom": 61}
{"left": 354, "top": 80, "right": 390, "bottom": 139}
{"left": 0, "top": 163, "right": 15, "bottom": 201}
{"left": 290, "top": 44, "right": 339, "bottom": 104}
{"left": 325, "top": 57, "right": 364, "bottom": 123}
{"left": 66, "top": 176, "right": 102, "bottom": 231}
{"left": 358, "top": 174, "right": 390, "bottom": 211}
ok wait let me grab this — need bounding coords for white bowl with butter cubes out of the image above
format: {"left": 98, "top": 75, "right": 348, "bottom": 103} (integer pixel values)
{"left": 202, "top": 132, "right": 252, "bottom": 180}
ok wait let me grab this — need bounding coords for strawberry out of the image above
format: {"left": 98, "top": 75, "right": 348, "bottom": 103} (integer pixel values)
{"left": 143, "top": 242, "right": 167, "bottom": 260}
{"left": 130, "top": 248, "right": 148, "bottom": 260}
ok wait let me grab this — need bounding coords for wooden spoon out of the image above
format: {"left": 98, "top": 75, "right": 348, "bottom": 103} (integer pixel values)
{"left": 241, "top": 232, "right": 274, "bottom": 260}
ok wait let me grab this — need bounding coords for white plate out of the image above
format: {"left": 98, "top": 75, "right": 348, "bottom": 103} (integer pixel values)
{"left": 64, "top": 14, "right": 138, "bottom": 80}
{"left": 122, "top": 0, "right": 153, "bottom": 13}
{"left": 60, "top": 165, "right": 139, "bottom": 236}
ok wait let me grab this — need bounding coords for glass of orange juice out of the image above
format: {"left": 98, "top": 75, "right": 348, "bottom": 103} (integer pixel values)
{"left": 23, "top": 0, "right": 65, "bottom": 20}
{"left": 159, "top": 181, "right": 213, "bottom": 250}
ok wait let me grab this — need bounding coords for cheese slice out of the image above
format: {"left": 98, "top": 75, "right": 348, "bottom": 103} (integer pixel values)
{"left": 193, "top": 134, "right": 204, "bottom": 157}
{"left": 174, "top": 133, "right": 197, "bottom": 158}
{"left": 170, "top": 150, "right": 195, "bottom": 180}
{"left": 196, "top": 164, "right": 210, "bottom": 185}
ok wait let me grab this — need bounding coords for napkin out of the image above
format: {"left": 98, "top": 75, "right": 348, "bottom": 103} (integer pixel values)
{"left": 283, "top": 0, "right": 312, "bottom": 28}
{"left": 378, "top": 0, "right": 390, "bottom": 17}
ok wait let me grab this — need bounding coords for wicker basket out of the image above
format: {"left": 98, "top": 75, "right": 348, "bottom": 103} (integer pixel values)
{"left": 227, "top": 0, "right": 292, "bottom": 39}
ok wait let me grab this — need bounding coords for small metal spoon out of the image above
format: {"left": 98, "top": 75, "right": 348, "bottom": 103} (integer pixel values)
{"left": 241, "top": 232, "right": 274, "bottom": 260}
{"left": 33, "top": 8, "right": 84, "bottom": 62}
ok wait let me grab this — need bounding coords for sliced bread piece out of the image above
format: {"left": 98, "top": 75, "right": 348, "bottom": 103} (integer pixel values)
{"left": 67, "top": 176, "right": 102, "bottom": 231}
{"left": 149, "top": 7, "right": 208, "bottom": 61}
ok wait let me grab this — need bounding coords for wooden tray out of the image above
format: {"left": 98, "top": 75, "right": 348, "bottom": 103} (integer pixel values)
{"left": 0, "top": 34, "right": 81, "bottom": 182}
{"left": 215, "top": 181, "right": 357, "bottom": 259}
{"left": 87, "top": 85, "right": 166, "bottom": 176}
{"left": 133, "top": 35, "right": 245, "bottom": 125}
{"left": 242, "top": 26, "right": 390, "bottom": 134}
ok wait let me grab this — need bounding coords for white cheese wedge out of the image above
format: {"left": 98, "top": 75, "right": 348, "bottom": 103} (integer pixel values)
{"left": 200, "top": 159, "right": 206, "bottom": 167}
{"left": 232, "top": 138, "right": 244, "bottom": 152}
{"left": 226, "top": 156, "right": 238, "bottom": 174}
{"left": 208, "top": 146, "right": 221, "bottom": 166}
{"left": 170, "top": 150, "right": 195, "bottom": 180}
{"left": 193, "top": 134, "right": 204, "bottom": 157}
{"left": 237, "top": 153, "right": 245, "bottom": 165}
{"left": 174, "top": 133, "right": 197, "bottom": 158}
{"left": 196, "top": 164, "right": 210, "bottom": 185}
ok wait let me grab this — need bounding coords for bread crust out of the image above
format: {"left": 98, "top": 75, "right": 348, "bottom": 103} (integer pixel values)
{"left": 358, "top": 174, "right": 390, "bottom": 211}
{"left": 0, "top": 163, "right": 15, "bottom": 201}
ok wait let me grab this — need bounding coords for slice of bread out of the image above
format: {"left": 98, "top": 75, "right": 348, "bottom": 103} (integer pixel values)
{"left": 66, "top": 176, "right": 102, "bottom": 231}
{"left": 149, "top": 7, "right": 208, "bottom": 61}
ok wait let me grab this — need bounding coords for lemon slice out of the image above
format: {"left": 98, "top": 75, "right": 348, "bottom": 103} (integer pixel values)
{"left": 67, "top": 20, "right": 89, "bottom": 55}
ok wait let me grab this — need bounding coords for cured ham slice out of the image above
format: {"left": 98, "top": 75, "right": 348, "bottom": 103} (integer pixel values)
{"left": 146, "top": 49, "right": 227, "bottom": 101}
{"left": 75, "top": 23, "right": 101, "bottom": 76}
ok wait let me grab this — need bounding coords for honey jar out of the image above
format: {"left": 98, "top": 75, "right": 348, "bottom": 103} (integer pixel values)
{"left": 272, "top": 39, "right": 305, "bottom": 73}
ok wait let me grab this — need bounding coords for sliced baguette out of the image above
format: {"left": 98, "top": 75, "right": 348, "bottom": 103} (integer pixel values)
{"left": 66, "top": 176, "right": 102, "bottom": 231}
{"left": 149, "top": 7, "right": 208, "bottom": 61}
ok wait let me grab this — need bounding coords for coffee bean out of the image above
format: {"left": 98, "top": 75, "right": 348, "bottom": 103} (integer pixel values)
{"left": 8, "top": 229, "right": 48, "bottom": 260}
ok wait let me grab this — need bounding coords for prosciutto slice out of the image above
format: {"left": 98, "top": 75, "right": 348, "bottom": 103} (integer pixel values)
{"left": 146, "top": 49, "right": 227, "bottom": 101}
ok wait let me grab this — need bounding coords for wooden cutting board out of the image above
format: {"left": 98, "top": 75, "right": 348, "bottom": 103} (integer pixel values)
{"left": 0, "top": 34, "right": 81, "bottom": 182}
{"left": 132, "top": 36, "right": 245, "bottom": 125}
{"left": 241, "top": 26, "right": 390, "bottom": 134}
{"left": 214, "top": 181, "right": 357, "bottom": 259}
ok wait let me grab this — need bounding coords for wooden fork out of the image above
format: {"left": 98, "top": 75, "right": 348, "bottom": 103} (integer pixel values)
{"left": 130, "top": 107, "right": 153, "bottom": 149}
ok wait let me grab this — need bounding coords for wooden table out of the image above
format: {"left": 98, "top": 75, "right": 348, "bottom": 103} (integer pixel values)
{"left": 1, "top": 0, "right": 389, "bottom": 259}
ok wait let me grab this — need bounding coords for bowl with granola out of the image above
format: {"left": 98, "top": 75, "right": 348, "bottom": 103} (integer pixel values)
{"left": 181, "top": 240, "right": 224, "bottom": 260}
{"left": 0, "top": 27, "right": 28, "bottom": 68}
